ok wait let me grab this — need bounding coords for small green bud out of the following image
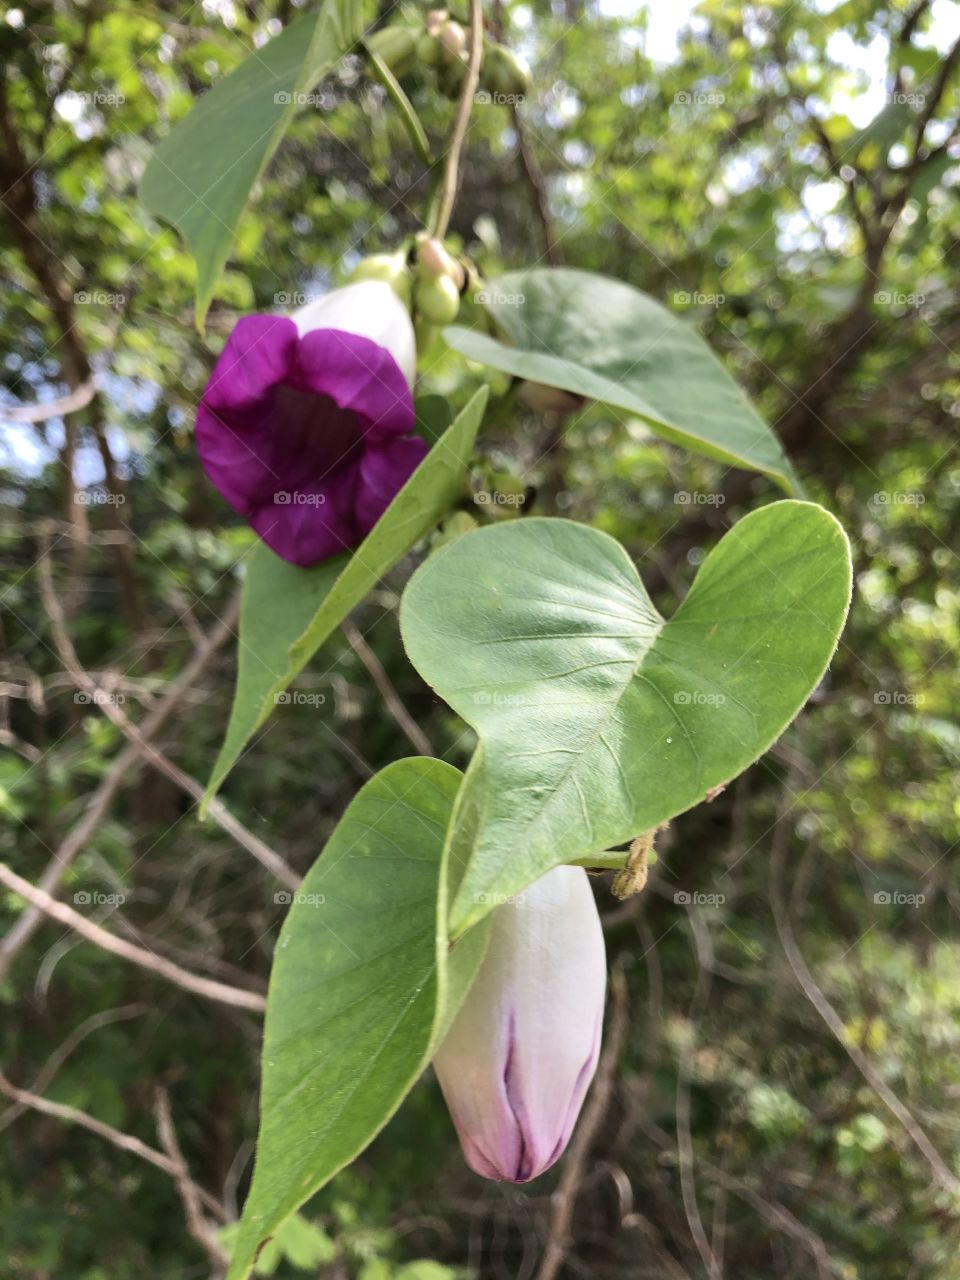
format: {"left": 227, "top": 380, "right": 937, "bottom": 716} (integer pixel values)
{"left": 416, "top": 32, "right": 440, "bottom": 66}
{"left": 349, "top": 252, "right": 413, "bottom": 306}
{"left": 415, "top": 274, "right": 461, "bottom": 325}
{"left": 481, "top": 43, "right": 531, "bottom": 99}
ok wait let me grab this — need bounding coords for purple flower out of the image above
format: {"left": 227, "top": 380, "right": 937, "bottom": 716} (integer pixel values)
{"left": 433, "top": 866, "right": 607, "bottom": 1183}
{"left": 196, "top": 280, "right": 427, "bottom": 567}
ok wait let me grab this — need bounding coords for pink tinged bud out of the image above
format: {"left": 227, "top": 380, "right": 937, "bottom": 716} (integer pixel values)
{"left": 433, "top": 866, "right": 607, "bottom": 1183}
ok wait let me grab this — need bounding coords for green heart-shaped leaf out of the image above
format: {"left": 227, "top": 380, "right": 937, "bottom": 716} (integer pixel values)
{"left": 226, "top": 758, "right": 488, "bottom": 1280}
{"left": 399, "top": 502, "right": 851, "bottom": 934}
{"left": 445, "top": 268, "right": 799, "bottom": 492}
{"left": 203, "top": 388, "right": 487, "bottom": 810}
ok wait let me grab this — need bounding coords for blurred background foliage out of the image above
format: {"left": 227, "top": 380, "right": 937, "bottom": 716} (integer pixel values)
{"left": 1, "top": 0, "right": 959, "bottom": 1276}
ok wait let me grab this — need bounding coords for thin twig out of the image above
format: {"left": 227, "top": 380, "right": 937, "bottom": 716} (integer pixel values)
{"left": 0, "top": 1070, "right": 228, "bottom": 1222}
{"left": 0, "top": 862, "right": 266, "bottom": 1013}
{"left": 431, "top": 0, "right": 484, "bottom": 239}
{"left": 342, "top": 617, "right": 434, "bottom": 756}
{"left": 0, "top": 594, "right": 241, "bottom": 979}
{"left": 535, "top": 966, "right": 629, "bottom": 1280}
{"left": 35, "top": 531, "right": 300, "bottom": 890}
{"left": 154, "top": 1087, "right": 231, "bottom": 1269}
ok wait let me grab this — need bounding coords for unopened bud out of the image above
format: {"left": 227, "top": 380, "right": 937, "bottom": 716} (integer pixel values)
{"left": 439, "top": 19, "right": 466, "bottom": 57}
{"left": 417, "top": 237, "right": 465, "bottom": 289}
{"left": 425, "top": 9, "right": 448, "bottom": 36}
{"left": 415, "top": 274, "right": 461, "bottom": 325}
{"left": 433, "top": 866, "right": 607, "bottom": 1182}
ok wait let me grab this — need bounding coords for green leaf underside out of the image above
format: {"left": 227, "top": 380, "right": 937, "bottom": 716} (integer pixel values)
{"left": 227, "top": 758, "right": 488, "bottom": 1280}
{"left": 203, "top": 387, "right": 488, "bottom": 810}
{"left": 399, "top": 502, "right": 852, "bottom": 934}
{"left": 139, "top": 2, "right": 365, "bottom": 324}
{"left": 445, "top": 267, "right": 799, "bottom": 493}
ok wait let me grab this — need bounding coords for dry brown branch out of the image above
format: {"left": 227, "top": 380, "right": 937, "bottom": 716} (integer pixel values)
{"left": 2, "top": 378, "right": 98, "bottom": 422}
{"left": 0, "top": 862, "right": 266, "bottom": 1013}
{"left": 0, "top": 593, "right": 241, "bottom": 979}
{"left": 154, "top": 1087, "right": 231, "bottom": 1269}
{"left": 35, "top": 532, "right": 300, "bottom": 890}
{"left": 342, "top": 617, "right": 434, "bottom": 756}
{"left": 0, "top": 1070, "right": 228, "bottom": 1222}
{"left": 534, "top": 966, "right": 629, "bottom": 1280}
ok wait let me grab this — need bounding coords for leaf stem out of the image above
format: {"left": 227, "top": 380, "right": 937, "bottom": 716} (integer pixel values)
{"left": 431, "top": 0, "right": 484, "bottom": 240}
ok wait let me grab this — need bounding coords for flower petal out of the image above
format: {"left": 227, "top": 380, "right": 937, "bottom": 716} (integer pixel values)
{"left": 292, "top": 280, "right": 417, "bottom": 388}
{"left": 355, "top": 434, "right": 429, "bottom": 535}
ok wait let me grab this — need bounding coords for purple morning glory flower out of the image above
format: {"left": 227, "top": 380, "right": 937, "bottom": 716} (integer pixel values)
{"left": 433, "top": 866, "right": 607, "bottom": 1183}
{"left": 196, "top": 280, "right": 427, "bottom": 567}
